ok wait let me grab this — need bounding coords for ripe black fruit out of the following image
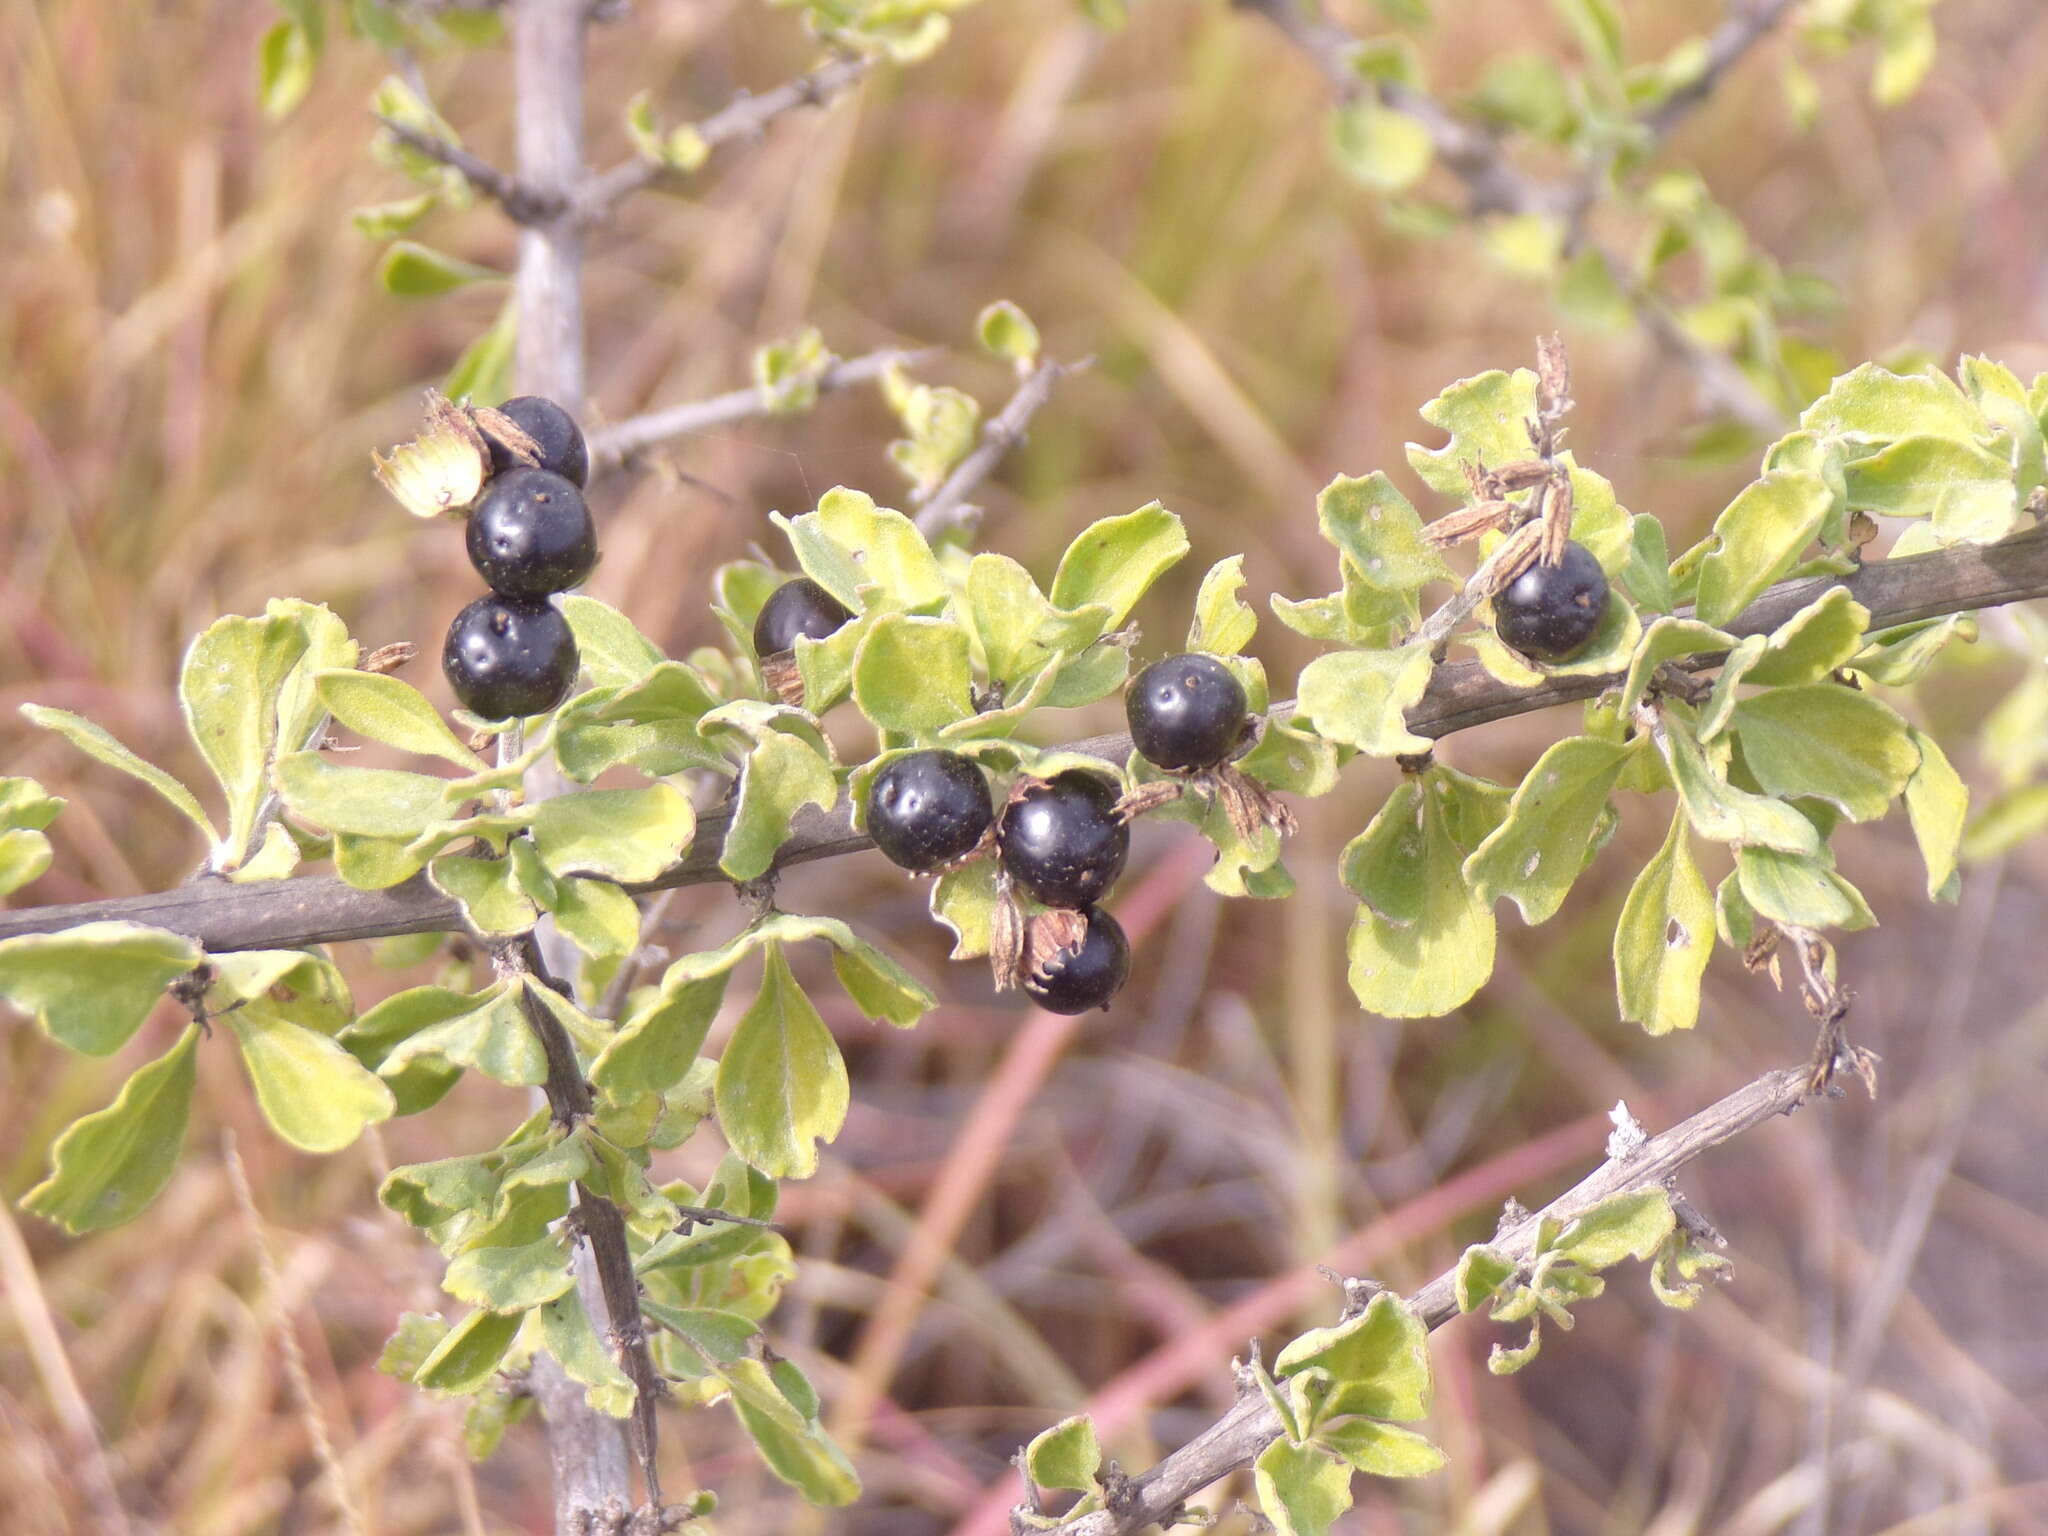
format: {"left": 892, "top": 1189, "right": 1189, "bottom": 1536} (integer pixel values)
{"left": 753, "top": 578, "right": 852, "bottom": 657}
{"left": 866, "top": 751, "right": 995, "bottom": 872}
{"left": 1024, "top": 907, "right": 1131, "bottom": 1014}
{"left": 1127, "top": 653, "right": 1249, "bottom": 771}
{"left": 487, "top": 395, "right": 589, "bottom": 487}
{"left": 1493, "top": 541, "right": 1610, "bottom": 663}
{"left": 443, "top": 594, "right": 580, "bottom": 720}
{"left": 466, "top": 468, "right": 598, "bottom": 597}
{"left": 999, "top": 771, "right": 1129, "bottom": 910}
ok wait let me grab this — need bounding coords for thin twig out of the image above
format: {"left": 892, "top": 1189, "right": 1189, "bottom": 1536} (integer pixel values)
{"left": 589, "top": 346, "right": 942, "bottom": 470}
{"left": 578, "top": 54, "right": 875, "bottom": 221}
{"left": 6, "top": 525, "right": 2047, "bottom": 953}
{"left": 912, "top": 355, "right": 1086, "bottom": 537}
{"left": 1643, "top": 0, "right": 1801, "bottom": 140}
{"left": 374, "top": 117, "right": 563, "bottom": 224}
{"left": 1043, "top": 1068, "right": 1812, "bottom": 1535}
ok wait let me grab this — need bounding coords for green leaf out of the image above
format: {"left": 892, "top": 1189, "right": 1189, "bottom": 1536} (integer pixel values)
{"left": 1694, "top": 470, "right": 1833, "bottom": 627}
{"left": 351, "top": 191, "right": 437, "bottom": 241}
{"left": 592, "top": 970, "right": 730, "bottom": 1100}
{"left": 317, "top": 670, "right": 484, "bottom": 768}
{"left": 22, "top": 705, "right": 214, "bottom": 842}
{"left": 1727, "top": 685, "right": 1919, "bottom": 821}
{"left": 1188, "top": 555, "right": 1258, "bottom": 656}
{"left": 1696, "top": 633, "right": 1765, "bottom": 743}
{"left": 429, "top": 853, "right": 539, "bottom": 938}
{"left": 444, "top": 298, "right": 519, "bottom": 406}
{"left": 977, "top": 301, "right": 1041, "bottom": 367}
{"left": 1254, "top": 1438, "right": 1353, "bottom": 1536}
{"left": 1872, "top": 9, "right": 1935, "bottom": 105}
{"left": 227, "top": 1010, "right": 396, "bottom": 1153}
{"left": 1962, "top": 784, "right": 2048, "bottom": 862}
{"left": 378, "top": 982, "right": 547, "bottom": 1088}
{"left": 414, "top": 1307, "right": 523, "bottom": 1395}
{"left": 1273, "top": 1292, "right": 1433, "bottom": 1423}
{"left": 0, "top": 922, "right": 200, "bottom": 1056}
{"left": 1843, "top": 435, "right": 2018, "bottom": 543}
{"left": 1024, "top": 1415, "right": 1102, "bottom": 1493}
{"left": 1735, "top": 845, "right": 1875, "bottom": 930}
{"left": 560, "top": 595, "right": 665, "bottom": 688}
{"left": 853, "top": 615, "right": 975, "bottom": 735}
{"left": 206, "top": 949, "right": 353, "bottom": 1035}
{"left": 275, "top": 753, "right": 460, "bottom": 839}
{"left": 1552, "top": 1189, "right": 1675, "bottom": 1267}
{"left": 1454, "top": 1244, "right": 1516, "bottom": 1312}
{"left": 1800, "top": 362, "right": 1984, "bottom": 444}
{"left": 536, "top": 1292, "right": 637, "bottom": 1417}
{"left": 21, "top": 1024, "right": 200, "bottom": 1233}
{"left": 721, "top": 1356, "right": 860, "bottom": 1505}
{"left": 549, "top": 876, "right": 642, "bottom": 959}
{"left": 1620, "top": 617, "right": 1734, "bottom": 715}
{"left": 378, "top": 240, "right": 502, "bottom": 296}
{"left": 530, "top": 785, "right": 695, "bottom": 883}
{"left": 1315, "top": 473, "right": 1452, "bottom": 595}
{"left": 1464, "top": 737, "right": 1635, "bottom": 925}
{"left": 1048, "top": 503, "right": 1189, "bottom": 627}
{"left": 445, "top": 1234, "right": 575, "bottom": 1312}
{"left": 462, "top": 1381, "right": 532, "bottom": 1461}
{"left": 1330, "top": 98, "right": 1433, "bottom": 191}
{"left": 831, "top": 942, "right": 935, "bottom": 1028}
{"left": 811, "top": 486, "right": 950, "bottom": 611}
{"left": 715, "top": 945, "right": 848, "bottom": 1179}
{"left": 929, "top": 860, "right": 999, "bottom": 959}
{"left": 0, "top": 827, "right": 53, "bottom": 897}
{"left": 1487, "top": 1319, "right": 1544, "bottom": 1374}
{"left": 1903, "top": 728, "right": 1965, "bottom": 899}
{"left": 1746, "top": 588, "right": 1870, "bottom": 686}
{"left": 1849, "top": 613, "right": 1976, "bottom": 687}
{"left": 1296, "top": 647, "right": 1434, "bottom": 757}
{"left": 1315, "top": 1417, "right": 1446, "bottom": 1479}
{"left": 376, "top": 1312, "right": 450, "bottom": 1381}
{"left": 720, "top": 731, "right": 838, "bottom": 883}
{"left": 753, "top": 326, "right": 833, "bottom": 415}
{"left": 1621, "top": 513, "right": 1675, "bottom": 613}
{"left": 886, "top": 375, "right": 980, "bottom": 496}
{"left": 1342, "top": 773, "right": 1499, "bottom": 1018}
{"left": 1654, "top": 709, "right": 1820, "bottom": 854}
{"left": 1558, "top": 244, "right": 1634, "bottom": 331}
{"left": 180, "top": 611, "right": 311, "bottom": 864}
{"left": 257, "top": 19, "right": 317, "bottom": 119}
{"left": 1405, "top": 368, "right": 1540, "bottom": 498}
{"left": 1614, "top": 809, "right": 1715, "bottom": 1035}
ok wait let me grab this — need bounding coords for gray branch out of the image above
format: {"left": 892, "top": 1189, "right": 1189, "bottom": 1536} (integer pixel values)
{"left": 912, "top": 356, "right": 1083, "bottom": 538}
{"left": 588, "top": 346, "right": 941, "bottom": 470}
{"left": 1049, "top": 1068, "right": 1811, "bottom": 1535}
{"left": 578, "top": 54, "right": 875, "bottom": 221}
{"left": 373, "top": 117, "right": 562, "bottom": 224}
{"left": 6, "top": 526, "right": 2045, "bottom": 952}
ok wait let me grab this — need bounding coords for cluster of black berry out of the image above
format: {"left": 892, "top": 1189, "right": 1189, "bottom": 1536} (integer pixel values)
{"left": 749, "top": 566, "right": 1263, "bottom": 1016}
{"left": 441, "top": 397, "right": 597, "bottom": 720}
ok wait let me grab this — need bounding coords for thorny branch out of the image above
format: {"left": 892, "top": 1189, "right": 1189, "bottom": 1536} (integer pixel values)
{"left": 912, "top": 356, "right": 1088, "bottom": 538}
{"left": 1041, "top": 1068, "right": 1812, "bottom": 1536}
{"left": 7, "top": 525, "right": 2048, "bottom": 952}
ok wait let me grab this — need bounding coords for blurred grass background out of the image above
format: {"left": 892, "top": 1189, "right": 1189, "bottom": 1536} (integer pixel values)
{"left": 5, "top": 0, "right": 2048, "bottom": 1531}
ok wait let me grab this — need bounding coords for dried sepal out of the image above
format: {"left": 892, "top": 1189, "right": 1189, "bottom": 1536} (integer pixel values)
{"left": 1537, "top": 470, "right": 1576, "bottom": 567}
{"left": 1113, "top": 782, "right": 1182, "bottom": 823}
{"left": 473, "top": 404, "right": 544, "bottom": 471}
{"left": 761, "top": 653, "right": 805, "bottom": 708}
{"left": 371, "top": 390, "right": 490, "bottom": 519}
{"left": 360, "top": 641, "right": 418, "bottom": 676}
{"left": 1479, "top": 520, "right": 1547, "bottom": 597}
{"left": 1424, "top": 500, "right": 1516, "bottom": 548}
{"left": 990, "top": 875, "right": 1027, "bottom": 993}
{"left": 1211, "top": 764, "right": 1297, "bottom": 842}
{"left": 1024, "top": 909, "right": 1089, "bottom": 986}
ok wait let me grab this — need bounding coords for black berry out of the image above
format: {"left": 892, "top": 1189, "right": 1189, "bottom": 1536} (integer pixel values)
{"left": 443, "top": 594, "right": 580, "bottom": 720}
{"left": 866, "top": 751, "right": 995, "bottom": 872}
{"left": 753, "top": 578, "right": 852, "bottom": 657}
{"left": 1493, "top": 541, "right": 1610, "bottom": 663}
{"left": 1127, "top": 653, "right": 1249, "bottom": 771}
{"left": 466, "top": 468, "right": 598, "bottom": 597}
{"left": 1024, "top": 907, "right": 1131, "bottom": 1014}
{"left": 486, "top": 395, "right": 589, "bottom": 487}
{"left": 999, "top": 770, "right": 1129, "bottom": 910}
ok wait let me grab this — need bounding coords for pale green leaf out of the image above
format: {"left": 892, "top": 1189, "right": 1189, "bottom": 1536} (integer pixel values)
{"left": 444, "top": 1234, "right": 576, "bottom": 1312}
{"left": 1342, "top": 772, "right": 1499, "bottom": 1018}
{"left": 257, "top": 19, "right": 316, "bottom": 119}
{"left": 1654, "top": 709, "right": 1820, "bottom": 854}
{"left": 1273, "top": 1292, "right": 1433, "bottom": 1423}
{"left": 721, "top": 1356, "right": 860, "bottom": 1505}
{"left": 720, "top": 732, "right": 838, "bottom": 883}
{"left": 549, "top": 877, "right": 642, "bottom": 959}
{"left": 1025, "top": 1415, "right": 1101, "bottom": 1494}
{"left": 414, "top": 1307, "right": 523, "bottom": 1395}
{"left": 1454, "top": 1244, "right": 1516, "bottom": 1312}
{"left": 976, "top": 301, "right": 1041, "bottom": 367}
{"left": 560, "top": 595, "right": 665, "bottom": 689}
{"left": 1745, "top": 588, "right": 1870, "bottom": 686}
{"left": 21, "top": 1024, "right": 199, "bottom": 1233}
{"left": 1961, "top": 784, "right": 2048, "bottom": 862}
{"left": 1047, "top": 503, "right": 1189, "bottom": 627}
{"left": 831, "top": 943, "right": 935, "bottom": 1028}
{"left": 1694, "top": 470, "right": 1833, "bottom": 627}
{"left": 1315, "top": 1418, "right": 1446, "bottom": 1479}
{"left": 1296, "top": 647, "right": 1434, "bottom": 757}
{"left": 379, "top": 240, "right": 502, "bottom": 296}
{"left": 1330, "top": 98, "right": 1433, "bottom": 191}
{"left": 852, "top": 615, "right": 975, "bottom": 735}
{"left": 1903, "top": 728, "right": 1966, "bottom": 899}
{"left": 275, "top": 753, "right": 459, "bottom": 840}
{"left": 316, "top": 669, "right": 484, "bottom": 768}
{"left": 1614, "top": 809, "right": 1714, "bottom": 1035}
{"left": 1799, "top": 362, "right": 1984, "bottom": 444}
{"left": 378, "top": 982, "right": 547, "bottom": 1087}
{"left": 0, "top": 922, "right": 200, "bottom": 1056}
{"left": 1728, "top": 685, "right": 1919, "bottom": 821}
{"left": 530, "top": 785, "right": 695, "bottom": 883}
{"left": 591, "top": 971, "right": 730, "bottom": 1100}
{"left": 1735, "top": 845, "right": 1875, "bottom": 930}
{"left": 228, "top": 1011, "right": 396, "bottom": 1153}
{"left": 1621, "top": 617, "right": 1734, "bottom": 715}
{"left": 1404, "top": 369, "right": 1540, "bottom": 497}
{"left": 714, "top": 945, "right": 848, "bottom": 1179}
{"left": 1553, "top": 1188, "right": 1675, "bottom": 1267}
{"left": 929, "top": 860, "right": 998, "bottom": 959}
{"left": 443, "top": 298, "right": 519, "bottom": 405}
{"left": 1254, "top": 1438, "right": 1353, "bottom": 1536}
{"left": 22, "top": 705, "right": 214, "bottom": 841}
{"left": 1464, "top": 737, "right": 1635, "bottom": 925}
{"left": 1316, "top": 473, "right": 1451, "bottom": 594}
{"left": 429, "top": 853, "right": 538, "bottom": 938}
{"left": 1844, "top": 434, "right": 2018, "bottom": 542}
{"left": 1188, "top": 555, "right": 1258, "bottom": 656}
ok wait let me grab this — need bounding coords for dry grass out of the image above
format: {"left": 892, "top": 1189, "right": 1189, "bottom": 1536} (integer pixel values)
{"left": 5, "top": 0, "right": 2048, "bottom": 1531}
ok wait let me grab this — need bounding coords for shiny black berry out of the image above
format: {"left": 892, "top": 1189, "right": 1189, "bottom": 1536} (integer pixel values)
{"left": 443, "top": 594, "right": 579, "bottom": 720}
{"left": 1024, "top": 907, "right": 1131, "bottom": 1014}
{"left": 753, "top": 578, "right": 852, "bottom": 657}
{"left": 1127, "top": 653, "right": 1249, "bottom": 771}
{"left": 486, "top": 395, "right": 589, "bottom": 487}
{"left": 999, "top": 771, "right": 1129, "bottom": 910}
{"left": 1494, "top": 541, "right": 1610, "bottom": 663}
{"left": 466, "top": 468, "right": 598, "bottom": 597}
{"left": 866, "top": 751, "right": 995, "bottom": 872}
